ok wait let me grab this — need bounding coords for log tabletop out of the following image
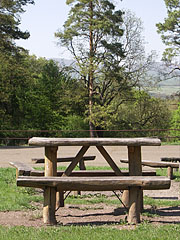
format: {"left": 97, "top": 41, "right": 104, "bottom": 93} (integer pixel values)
{"left": 28, "top": 137, "right": 161, "bottom": 147}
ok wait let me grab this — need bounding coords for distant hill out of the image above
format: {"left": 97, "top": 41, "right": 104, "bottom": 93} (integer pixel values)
{"left": 52, "top": 58, "right": 180, "bottom": 98}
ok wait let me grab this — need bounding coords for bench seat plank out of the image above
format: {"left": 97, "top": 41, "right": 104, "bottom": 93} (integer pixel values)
{"left": 17, "top": 176, "right": 170, "bottom": 191}
{"left": 120, "top": 159, "right": 179, "bottom": 168}
{"left": 30, "top": 170, "right": 156, "bottom": 177}
{"left": 32, "top": 156, "right": 96, "bottom": 164}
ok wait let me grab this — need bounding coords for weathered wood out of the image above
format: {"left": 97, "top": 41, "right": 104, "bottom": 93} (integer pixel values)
{"left": 30, "top": 169, "right": 156, "bottom": 177}
{"left": 17, "top": 176, "right": 171, "bottom": 191}
{"left": 44, "top": 146, "right": 58, "bottom": 225}
{"left": 122, "top": 146, "right": 143, "bottom": 210}
{"left": 120, "top": 159, "right": 179, "bottom": 168}
{"left": 168, "top": 166, "right": 173, "bottom": 180}
{"left": 43, "top": 187, "right": 57, "bottom": 225}
{"left": 161, "top": 157, "right": 180, "bottom": 162}
{"left": 96, "top": 146, "right": 123, "bottom": 176}
{"left": 28, "top": 137, "right": 161, "bottom": 147}
{"left": 128, "top": 187, "right": 141, "bottom": 224}
{"left": 9, "top": 161, "right": 34, "bottom": 178}
{"left": 32, "top": 156, "right": 96, "bottom": 164}
{"left": 121, "top": 159, "right": 179, "bottom": 180}
{"left": 63, "top": 146, "right": 89, "bottom": 176}
{"left": 45, "top": 147, "right": 58, "bottom": 177}
{"left": 9, "top": 162, "right": 156, "bottom": 177}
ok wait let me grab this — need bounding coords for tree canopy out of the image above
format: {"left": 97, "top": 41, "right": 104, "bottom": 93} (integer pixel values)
{"left": 55, "top": 0, "right": 125, "bottom": 136}
{"left": 156, "top": 0, "right": 180, "bottom": 62}
{"left": 0, "top": 0, "right": 34, "bottom": 54}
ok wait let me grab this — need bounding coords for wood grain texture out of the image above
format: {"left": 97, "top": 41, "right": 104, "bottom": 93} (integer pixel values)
{"left": 121, "top": 159, "right": 179, "bottom": 168}
{"left": 29, "top": 169, "right": 156, "bottom": 177}
{"left": 28, "top": 137, "right": 161, "bottom": 147}
{"left": 32, "top": 156, "right": 96, "bottom": 163}
{"left": 17, "top": 176, "right": 171, "bottom": 191}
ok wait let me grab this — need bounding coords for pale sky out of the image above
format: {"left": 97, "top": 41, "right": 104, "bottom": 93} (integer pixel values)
{"left": 16, "top": 0, "right": 167, "bottom": 60}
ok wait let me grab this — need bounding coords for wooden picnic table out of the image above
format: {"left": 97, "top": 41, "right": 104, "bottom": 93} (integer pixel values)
{"left": 25, "top": 137, "right": 167, "bottom": 225}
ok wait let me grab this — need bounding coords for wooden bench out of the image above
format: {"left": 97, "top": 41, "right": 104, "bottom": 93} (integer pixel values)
{"left": 17, "top": 175, "right": 171, "bottom": 224}
{"left": 10, "top": 161, "right": 156, "bottom": 209}
{"left": 120, "top": 159, "right": 179, "bottom": 179}
{"left": 32, "top": 156, "right": 96, "bottom": 170}
{"left": 10, "top": 161, "right": 157, "bottom": 178}
{"left": 161, "top": 157, "right": 180, "bottom": 162}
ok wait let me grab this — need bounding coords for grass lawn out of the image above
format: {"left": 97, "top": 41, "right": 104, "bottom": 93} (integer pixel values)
{"left": 0, "top": 167, "right": 180, "bottom": 239}
{"left": 1, "top": 224, "right": 180, "bottom": 240}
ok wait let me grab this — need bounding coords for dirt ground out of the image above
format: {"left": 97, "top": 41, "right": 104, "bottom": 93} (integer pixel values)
{"left": 0, "top": 145, "right": 180, "bottom": 228}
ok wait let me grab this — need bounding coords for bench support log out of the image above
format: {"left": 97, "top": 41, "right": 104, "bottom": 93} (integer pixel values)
{"left": 17, "top": 175, "right": 170, "bottom": 225}
{"left": 44, "top": 147, "right": 58, "bottom": 224}
{"left": 128, "top": 187, "right": 141, "bottom": 224}
{"left": 43, "top": 187, "right": 57, "bottom": 225}
{"left": 122, "top": 146, "right": 143, "bottom": 212}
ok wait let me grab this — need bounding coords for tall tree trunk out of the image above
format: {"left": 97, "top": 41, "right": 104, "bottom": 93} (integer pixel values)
{"left": 89, "top": 0, "right": 97, "bottom": 138}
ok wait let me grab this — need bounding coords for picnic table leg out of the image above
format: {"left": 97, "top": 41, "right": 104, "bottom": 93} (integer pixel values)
{"left": 128, "top": 186, "right": 141, "bottom": 224}
{"left": 43, "top": 146, "right": 58, "bottom": 225}
{"left": 167, "top": 166, "right": 173, "bottom": 180}
{"left": 122, "top": 146, "right": 143, "bottom": 213}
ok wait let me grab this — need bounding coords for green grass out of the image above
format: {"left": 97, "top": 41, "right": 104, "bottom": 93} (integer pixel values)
{"left": 156, "top": 168, "right": 180, "bottom": 181}
{"left": 0, "top": 168, "right": 42, "bottom": 211}
{"left": 0, "top": 167, "right": 180, "bottom": 211}
{"left": 1, "top": 167, "right": 180, "bottom": 239}
{"left": 1, "top": 224, "right": 180, "bottom": 240}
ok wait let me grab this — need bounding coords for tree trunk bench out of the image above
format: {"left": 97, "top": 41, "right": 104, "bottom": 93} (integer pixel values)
{"left": 120, "top": 159, "right": 179, "bottom": 179}
{"left": 17, "top": 175, "right": 170, "bottom": 225}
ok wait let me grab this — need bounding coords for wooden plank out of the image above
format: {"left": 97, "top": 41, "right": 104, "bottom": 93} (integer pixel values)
{"left": 30, "top": 169, "right": 156, "bottom": 177}
{"left": 17, "top": 176, "right": 171, "bottom": 191}
{"left": 161, "top": 157, "right": 180, "bottom": 162}
{"left": 28, "top": 137, "right": 161, "bottom": 147}
{"left": 96, "top": 146, "right": 123, "bottom": 176}
{"left": 9, "top": 161, "right": 34, "bottom": 177}
{"left": 32, "top": 156, "right": 96, "bottom": 164}
{"left": 63, "top": 146, "right": 89, "bottom": 176}
{"left": 121, "top": 159, "right": 179, "bottom": 168}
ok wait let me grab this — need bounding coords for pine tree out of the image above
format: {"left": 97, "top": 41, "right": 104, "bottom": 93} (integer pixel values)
{"left": 0, "top": 0, "right": 34, "bottom": 54}
{"left": 55, "top": 0, "right": 124, "bottom": 136}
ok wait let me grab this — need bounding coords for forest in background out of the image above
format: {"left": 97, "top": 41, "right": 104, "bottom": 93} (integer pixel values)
{"left": 0, "top": 0, "right": 180, "bottom": 145}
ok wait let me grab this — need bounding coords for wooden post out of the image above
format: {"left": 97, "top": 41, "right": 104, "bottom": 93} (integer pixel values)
{"left": 43, "top": 146, "right": 58, "bottom": 225}
{"left": 128, "top": 187, "right": 141, "bottom": 224}
{"left": 122, "top": 146, "right": 143, "bottom": 212}
{"left": 167, "top": 166, "right": 173, "bottom": 179}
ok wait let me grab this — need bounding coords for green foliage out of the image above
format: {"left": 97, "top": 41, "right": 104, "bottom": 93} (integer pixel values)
{"left": 170, "top": 103, "right": 180, "bottom": 140}
{"left": 156, "top": 0, "right": 180, "bottom": 61}
{"left": 61, "top": 115, "right": 89, "bottom": 137}
{"left": 55, "top": 0, "right": 125, "bottom": 134}
{"left": 0, "top": 0, "right": 34, "bottom": 54}
{"left": 89, "top": 90, "right": 171, "bottom": 137}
